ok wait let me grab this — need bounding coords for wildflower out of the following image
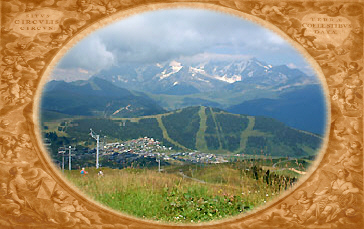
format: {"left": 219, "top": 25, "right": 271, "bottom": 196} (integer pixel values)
{"left": 266, "top": 194, "right": 269, "bottom": 197}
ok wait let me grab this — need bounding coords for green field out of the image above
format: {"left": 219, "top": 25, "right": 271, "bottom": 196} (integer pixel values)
{"left": 64, "top": 160, "right": 303, "bottom": 223}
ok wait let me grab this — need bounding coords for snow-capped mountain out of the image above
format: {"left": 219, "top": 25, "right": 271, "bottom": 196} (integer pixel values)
{"left": 93, "top": 58, "right": 317, "bottom": 95}
{"left": 44, "top": 58, "right": 326, "bottom": 134}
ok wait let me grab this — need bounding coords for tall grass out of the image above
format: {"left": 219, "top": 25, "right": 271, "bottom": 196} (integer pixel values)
{"left": 64, "top": 162, "right": 300, "bottom": 223}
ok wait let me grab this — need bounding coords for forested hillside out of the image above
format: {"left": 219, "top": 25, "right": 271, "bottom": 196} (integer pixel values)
{"left": 43, "top": 106, "right": 322, "bottom": 157}
{"left": 42, "top": 77, "right": 166, "bottom": 118}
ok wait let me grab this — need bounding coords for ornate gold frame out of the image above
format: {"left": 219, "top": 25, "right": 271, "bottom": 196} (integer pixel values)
{"left": 0, "top": 0, "right": 362, "bottom": 228}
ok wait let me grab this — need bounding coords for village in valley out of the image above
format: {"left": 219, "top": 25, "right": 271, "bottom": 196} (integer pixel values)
{"left": 103, "top": 137, "right": 229, "bottom": 164}
{"left": 51, "top": 135, "right": 231, "bottom": 171}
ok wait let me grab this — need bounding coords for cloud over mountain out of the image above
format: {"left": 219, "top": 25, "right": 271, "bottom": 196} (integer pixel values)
{"left": 52, "top": 9, "right": 315, "bottom": 81}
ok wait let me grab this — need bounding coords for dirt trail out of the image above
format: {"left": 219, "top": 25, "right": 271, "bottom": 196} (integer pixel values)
{"left": 178, "top": 171, "right": 206, "bottom": 183}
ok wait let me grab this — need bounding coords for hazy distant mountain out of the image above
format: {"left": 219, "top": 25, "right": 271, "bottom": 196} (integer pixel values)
{"left": 41, "top": 77, "right": 166, "bottom": 119}
{"left": 58, "top": 106, "right": 322, "bottom": 157}
{"left": 227, "top": 84, "right": 327, "bottom": 135}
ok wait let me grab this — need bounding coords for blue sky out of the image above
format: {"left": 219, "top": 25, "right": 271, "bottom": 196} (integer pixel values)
{"left": 53, "top": 8, "right": 316, "bottom": 81}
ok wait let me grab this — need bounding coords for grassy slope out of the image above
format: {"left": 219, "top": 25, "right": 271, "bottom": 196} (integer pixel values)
{"left": 65, "top": 167, "right": 249, "bottom": 223}
{"left": 195, "top": 106, "right": 208, "bottom": 151}
{"left": 209, "top": 107, "right": 223, "bottom": 149}
{"left": 64, "top": 162, "right": 300, "bottom": 223}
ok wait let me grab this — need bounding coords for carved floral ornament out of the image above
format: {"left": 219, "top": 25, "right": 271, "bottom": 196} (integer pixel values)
{"left": 0, "top": 0, "right": 363, "bottom": 228}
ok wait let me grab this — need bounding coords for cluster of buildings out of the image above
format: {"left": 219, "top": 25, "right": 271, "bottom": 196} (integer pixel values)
{"left": 170, "top": 152, "right": 228, "bottom": 164}
{"left": 102, "top": 137, "right": 172, "bottom": 160}
{"left": 100, "top": 137, "right": 229, "bottom": 164}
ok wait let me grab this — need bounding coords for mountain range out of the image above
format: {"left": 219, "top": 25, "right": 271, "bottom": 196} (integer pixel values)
{"left": 43, "top": 58, "right": 327, "bottom": 134}
{"left": 94, "top": 58, "right": 318, "bottom": 96}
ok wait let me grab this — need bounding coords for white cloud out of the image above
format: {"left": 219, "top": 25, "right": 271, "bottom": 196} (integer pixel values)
{"left": 58, "top": 36, "right": 115, "bottom": 72}
{"left": 265, "top": 30, "right": 286, "bottom": 45}
{"left": 178, "top": 52, "right": 252, "bottom": 64}
{"left": 50, "top": 68, "right": 93, "bottom": 82}
{"left": 287, "top": 63, "right": 297, "bottom": 69}
{"left": 78, "top": 68, "right": 89, "bottom": 74}
{"left": 54, "top": 9, "right": 310, "bottom": 79}
{"left": 302, "top": 65, "right": 316, "bottom": 76}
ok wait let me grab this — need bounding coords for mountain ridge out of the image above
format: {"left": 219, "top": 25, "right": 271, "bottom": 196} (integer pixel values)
{"left": 93, "top": 58, "right": 318, "bottom": 95}
{"left": 41, "top": 77, "right": 166, "bottom": 118}
{"left": 45, "top": 105, "right": 323, "bottom": 158}
{"left": 227, "top": 84, "right": 327, "bottom": 135}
